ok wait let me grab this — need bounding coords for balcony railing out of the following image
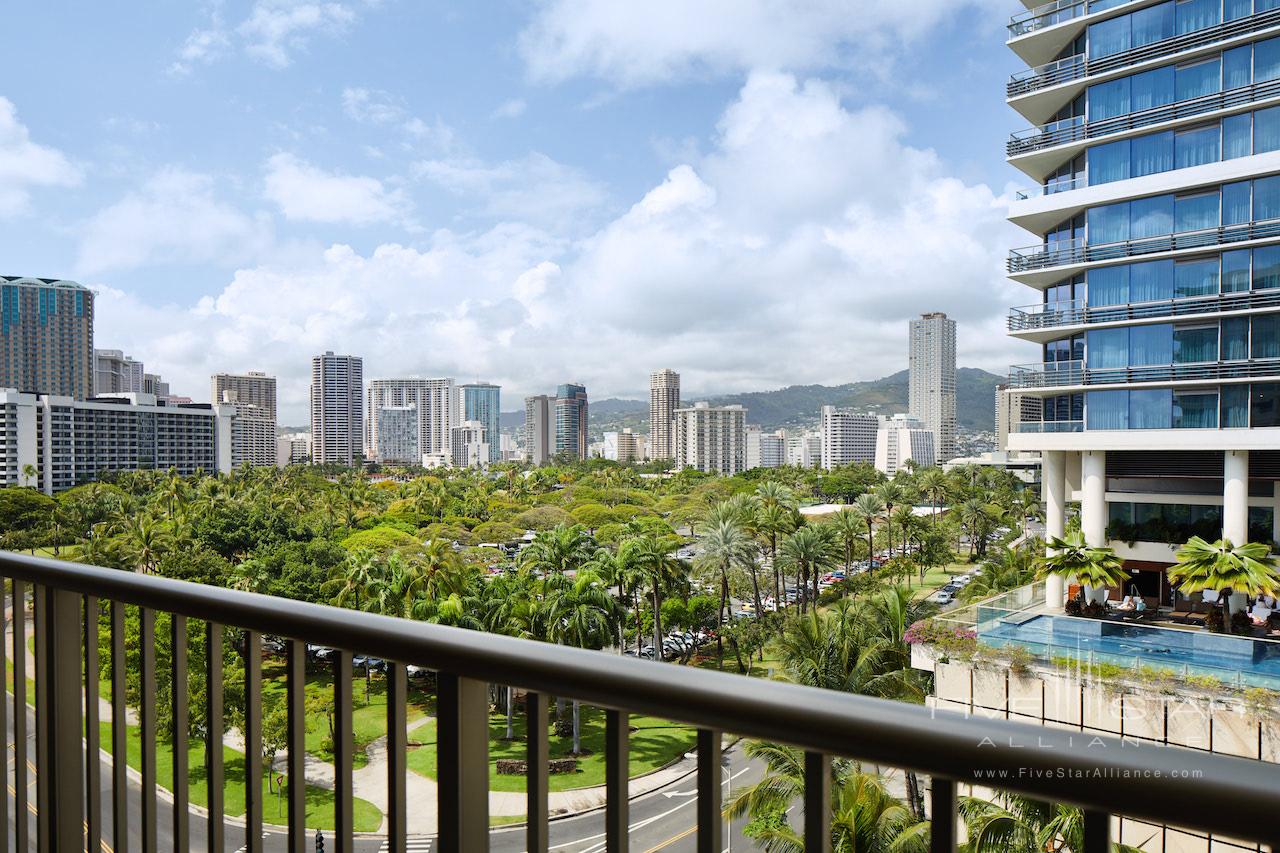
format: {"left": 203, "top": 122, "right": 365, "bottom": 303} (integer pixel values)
{"left": 1008, "top": 8, "right": 1280, "bottom": 97}
{"left": 1016, "top": 419, "right": 1086, "bottom": 432}
{"left": 1008, "top": 356, "right": 1280, "bottom": 388}
{"left": 1009, "top": 0, "right": 1106, "bottom": 38}
{"left": 5, "top": 551, "right": 1280, "bottom": 851}
{"left": 1008, "top": 288, "right": 1280, "bottom": 331}
{"left": 1008, "top": 217, "right": 1280, "bottom": 273}
{"left": 1013, "top": 175, "right": 1085, "bottom": 199}
{"left": 1009, "top": 74, "right": 1280, "bottom": 157}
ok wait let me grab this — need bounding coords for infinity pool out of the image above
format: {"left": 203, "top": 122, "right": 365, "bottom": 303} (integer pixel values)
{"left": 977, "top": 610, "right": 1280, "bottom": 689}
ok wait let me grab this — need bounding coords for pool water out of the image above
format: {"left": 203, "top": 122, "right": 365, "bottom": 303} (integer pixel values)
{"left": 977, "top": 609, "right": 1280, "bottom": 689}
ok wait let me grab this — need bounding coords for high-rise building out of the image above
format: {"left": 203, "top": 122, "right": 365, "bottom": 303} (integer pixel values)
{"left": 1005, "top": 1, "right": 1280, "bottom": 608}
{"left": 0, "top": 390, "right": 236, "bottom": 493}
{"left": 674, "top": 402, "right": 747, "bottom": 475}
{"left": 554, "top": 383, "right": 589, "bottom": 460}
{"left": 460, "top": 382, "right": 501, "bottom": 463}
{"left": 602, "top": 429, "right": 646, "bottom": 463}
{"left": 995, "top": 384, "right": 1043, "bottom": 453}
{"left": 819, "top": 405, "right": 879, "bottom": 470}
{"left": 212, "top": 371, "right": 278, "bottom": 468}
{"left": 875, "top": 414, "right": 935, "bottom": 477}
{"left": 142, "top": 373, "right": 170, "bottom": 399}
{"left": 276, "top": 433, "right": 311, "bottom": 467}
{"left": 450, "top": 420, "right": 490, "bottom": 468}
{"left": 365, "top": 379, "right": 456, "bottom": 461}
{"left": 0, "top": 278, "right": 94, "bottom": 399}
{"left": 786, "top": 430, "right": 823, "bottom": 468}
{"left": 95, "top": 350, "right": 145, "bottom": 395}
{"left": 524, "top": 395, "right": 552, "bottom": 465}
{"left": 375, "top": 405, "right": 420, "bottom": 464}
{"left": 310, "top": 352, "right": 363, "bottom": 466}
{"left": 648, "top": 369, "right": 680, "bottom": 460}
{"left": 909, "top": 312, "right": 957, "bottom": 461}
{"left": 746, "top": 425, "right": 786, "bottom": 470}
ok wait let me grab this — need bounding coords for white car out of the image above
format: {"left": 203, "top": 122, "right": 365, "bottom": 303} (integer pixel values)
{"left": 936, "top": 590, "right": 954, "bottom": 605}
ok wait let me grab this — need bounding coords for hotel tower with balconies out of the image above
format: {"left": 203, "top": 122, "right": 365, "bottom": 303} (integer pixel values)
{"left": 1006, "top": 0, "right": 1280, "bottom": 608}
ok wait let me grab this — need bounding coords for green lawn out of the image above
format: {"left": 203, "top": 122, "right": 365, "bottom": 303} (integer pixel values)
{"left": 405, "top": 705, "right": 696, "bottom": 793}
{"left": 100, "top": 722, "right": 382, "bottom": 832}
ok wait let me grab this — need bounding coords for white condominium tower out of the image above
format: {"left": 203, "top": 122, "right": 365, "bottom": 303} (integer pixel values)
{"left": 874, "top": 414, "right": 935, "bottom": 477}
{"left": 212, "top": 371, "right": 278, "bottom": 468}
{"left": 908, "top": 312, "right": 957, "bottom": 461}
{"left": 365, "top": 378, "right": 456, "bottom": 461}
{"left": 524, "top": 394, "right": 552, "bottom": 465}
{"left": 1006, "top": 0, "right": 1280, "bottom": 610}
{"left": 310, "top": 352, "right": 363, "bottom": 466}
{"left": 819, "top": 405, "right": 879, "bottom": 470}
{"left": 674, "top": 402, "right": 747, "bottom": 475}
{"left": 648, "top": 369, "right": 680, "bottom": 460}
{"left": 95, "top": 350, "right": 145, "bottom": 395}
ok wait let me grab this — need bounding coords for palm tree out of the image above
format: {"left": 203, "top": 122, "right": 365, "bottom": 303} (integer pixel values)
{"left": 726, "top": 741, "right": 930, "bottom": 853}
{"left": 545, "top": 570, "right": 617, "bottom": 752}
{"left": 695, "top": 518, "right": 755, "bottom": 666}
{"left": 777, "top": 526, "right": 837, "bottom": 612}
{"left": 623, "top": 536, "right": 687, "bottom": 660}
{"left": 1168, "top": 536, "right": 1280, "bottom": 623}
{"left": 918, "top": 468, "right": 949, "bottom": 528}
{"left": 1040, "top": 532, "right": 1128, "bottom": 605}
{"left": 328, "top": 551, "right": 378, "bottom": 612}
{"left": 960, "top": 792, "right": 1145, "bottom": 853}
{"left": 755, "top": 501, "right": 796, "bottom": 612}
{"left": 875, "top": 481, "right": 908, "bottom": 560}
{"left": 123, "top": 517, "right": 170, "bottom": 574}
{"left": 852, "top": 492, "right": 885, "bottom": 571}
{"left": 520, "top": 524, "right": 597, "bottom": 577}
{"left": 828, "top": 509, "right": 864, "bottom": 574}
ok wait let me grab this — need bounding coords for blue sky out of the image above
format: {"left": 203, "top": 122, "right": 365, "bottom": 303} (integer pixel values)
{"left": 0, "top": 0, "right": 1032, "bottom": 422}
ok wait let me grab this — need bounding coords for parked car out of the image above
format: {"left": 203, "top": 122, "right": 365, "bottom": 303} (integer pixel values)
{"left": 310, "top": 646, "right": 336, "bottom": 661}
{"left": 406, "top": 664, "right": 431, "bottom": 678}
{"left": 936, "top": 590, "right": 954, "bottom": 605}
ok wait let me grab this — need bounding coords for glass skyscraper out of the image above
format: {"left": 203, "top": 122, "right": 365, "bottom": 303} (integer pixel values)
{"left": 1006, "top": 0, "right": 1280, "bottom": 608}
{"left": 460, "top": 382, "right": 501, "bottom": 463}
{"left": 554, "top": 383, "right": 588, "bottom": 460}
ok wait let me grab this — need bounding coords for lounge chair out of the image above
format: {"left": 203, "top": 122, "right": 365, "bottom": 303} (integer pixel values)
{"left": 1169, "top": 592, "right": 1202, "bottom": 624}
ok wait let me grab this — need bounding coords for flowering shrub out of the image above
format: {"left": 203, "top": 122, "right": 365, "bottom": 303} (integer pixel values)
{"left": 905, "top": 620, "right": 978, "bottom": 660}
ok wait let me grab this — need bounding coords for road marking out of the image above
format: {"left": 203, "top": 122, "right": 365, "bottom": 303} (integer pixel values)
{"left": 378, "top": 838, "right": 432, "bottom": 852}
{"left": 233, "top": 832, "right": 269, "bottom": 853}
{"left": 660, "top": 789, "right": 695, "bottom": 799}
{"left": 642, "top": 824, "right": 695, "bottom": 852}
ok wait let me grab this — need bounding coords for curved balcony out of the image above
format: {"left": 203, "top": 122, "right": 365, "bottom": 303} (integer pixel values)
{"left": 1007, "top": 356, "right": 1280, "bottom": 388}
{"left": 1014, "top": 176, "right": 1086, "bottom": 200}
{"left": 1008, "top": 75, "right": 1280, "bottom": 158}
{"left": 1017, "top": 420, "right": 1085, "bottom": 432}
{"left": 1008, "top": 288, "right": 1280, "bottom": 332}
{"left": 1009, "top": 0, "right": 1092, "bottom": 38}
{"left": 1009, "top": 8, "right": 1280, "bottom": 99}
{"left": 1008, "top": 217, "right": 1280, "bottom": 274}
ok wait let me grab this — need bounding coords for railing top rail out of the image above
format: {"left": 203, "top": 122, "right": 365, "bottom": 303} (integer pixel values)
{"left": 5, "top": 550, "right": 1280, "bottom": 839}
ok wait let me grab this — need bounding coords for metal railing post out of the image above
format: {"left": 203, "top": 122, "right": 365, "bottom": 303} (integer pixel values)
{"left": 206, "top": 621, "right": 225, "bottom": 853}
{"left": 286, "top": 640, "right": 307, "bottom": 853}
{"left": 33, "top": 584, "right": 48, "bottom": 852}
{"left": 526, "top": 691, "right": 549, "bottom": 853}
{"left": 12, "top": 581, "right": 27, "bottom": 853}
{"left": 140, "top": 607, "right": 158, "bottom": 853}
{"left": 696, "top": 729, "right": 722, "bottom": 853}
{"left": 109, "top": 601, "right": 126, "bottom": 853}
{"left": 605, "top": 709, "right": 629, "bottom": 853}
{"left": 333, "top": 651, "right": 354, "bottom": 852}
{"left": 930, "top": 777, "right": 957, "bottom": 853}
{"left": 172, "top": 613, "right": 189, "bottom": 849}
{"left": 805, "top": 751, "right": 831, "bottom": 853}
{"left": 40, "top": 586, "right": 85, "bottom": 851}
{"left": 84, "top": 595, "right": 100, "bottom": 852}
{"left": 436, "top": 673, "right": 489, "bottom": 852}
{"left": 386, "top": 662, "right": 407, "bottom": 853}
{"left": 1083, "top": 809, "right": 1111, "bottom": 853}
{"left": 244, "top": 631, "right": 263, "bottom": 853}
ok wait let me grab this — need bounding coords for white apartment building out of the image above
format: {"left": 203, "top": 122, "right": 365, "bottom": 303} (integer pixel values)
{"left": 276, "top": 433, "right": 311, "bottom": 467}
{"left": 212, "top": 371, "right": 277, "bottom": 468}
{"left": 746, "top": 426, "right": 786, "bottom": 470}
{"left": 995, "top": 383, "right": 1043, "bottom": 453}
{"left": 94, "top": 350, "right": 145, "bottom": 395}
{"left": 673, "top": 402, "right": 747, "bottom": 475}
{"left": 0, "top": 389, "right": 235, "bottom": 493}
{"left": 875, "top": 414, "right": 935, "bottom": 477}
{"left": 450, "top": 420, "right": 489, "bottom": 469}
{"left": 786, "top": 430, "right": 822, "bottom": 468}
{"left": 909, "top": 312, "right": 957, "bottom": 461}
{"left": 1005, "top": 0, "right": 1280, "bottom": 609}
{"left": 523, "top": 395, "right": 552, "bottom": 465}
{"left": 310, "top": 352, "right": 363, "bottom": 466}
{"left": 602, "top": 428, "right": 646, "bottom": 463}
{"left": 648, "top": 369, "right": 680, "bottom": 460}
{"left": 365, "top": 378, "right": 456, "bottom": 462}
{"left": 375, "top": 405, "right": 420, "bottom": 464}
{"left": 819, "top": 405, "right": 879, "bottom": 470}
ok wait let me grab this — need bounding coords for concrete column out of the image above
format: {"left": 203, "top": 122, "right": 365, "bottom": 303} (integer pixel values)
{"left": 1043, "top": 450, "right": 1067, "bottom": 610}
{"left": 1080, "top": 450, "right": 1107, "bottom": 548}
{"left": 1224, "top": 450, "right": 1249, "bottom": 545}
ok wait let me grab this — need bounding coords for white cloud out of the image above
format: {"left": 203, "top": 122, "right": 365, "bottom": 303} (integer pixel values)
{"left": 263, "top": 152, "right": 408, "bottom": 225}
{"left": 0, "top": 97, "right": 80, "bottom": 218}
{"left": 342, "top": 87, "right": 405, "bottom": 124}
{"left": 519, "top": 0, "right": 1007, "bottom": 87}
{"left": 240, "top": 1, "right": 357, "bottom": 68}
{"left": 75, "top": 167, "right": 271, "bottom": 274}
{"left": 168, "top": 21, "right": 231, "bottom": 75}
{"left": 491, "top": 98, "right": 528, "bottom": 120}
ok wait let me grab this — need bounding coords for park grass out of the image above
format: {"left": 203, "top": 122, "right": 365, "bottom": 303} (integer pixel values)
{"left": 404, "top": 705, "right": 696, "bottom": 793}
{"left": 99, "top": 722, "right": 382, "bottom": 832}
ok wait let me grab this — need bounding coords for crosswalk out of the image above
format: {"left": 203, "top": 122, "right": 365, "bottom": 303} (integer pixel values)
{"left": 378, "top": 838, "right": 433, "bottom": 852}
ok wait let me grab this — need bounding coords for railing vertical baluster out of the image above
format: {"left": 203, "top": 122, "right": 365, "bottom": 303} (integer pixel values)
{"left": 140, "top": 607, "right": 157, "bottom": 853}
{"left": 386, "top": 662, "right": 407, "bottom": 853}
{"left": 11, "top": 581, "right": 26, "bottom": 853}
{"left": 286, "top": 640, "right": 307, "bottom": 853}
{"left": 40, "top": 587, "right": 85, "bottom": 849}
{"left": 804, "top": 751, "right": 831, "bottom": 853}
{"left": 333, "top": 651, "right": 354, "bottom": 852}
{"left": 605, "top": 709, "right": 629, "bottom": 853}
{"left": 696, "top": 729, "right": 722, "bottom": 853}
{"left": 171, "top": 614, "right": 189, "bottom": 849}
{"left": 526, "top": 691, "right": 548, "bottom": 853}
{"left": 33, "top": 584, "right": 48, "bottom": 852}
{"left": 930, "top": 777, "right": 957, "bottom": 853}
{"left": 109, "top": 600, "right": 126, "bottom": 853}
{"left": 1083, "top": 809, "right": 1111, "bottom": 853}
{"left": 85, "top": 596, "right": 100, "bottom": 853}
{"left": 206, "top": 622, "right": 224, "bottom": 853}
{"left": 436, "top": 673, "right": 489, "bottom": 852}
{"left": 244, "top": 631, "right": 263, "bottom": 853}
{"left": 0, "top": 582, "right": 8, "bottom": 853}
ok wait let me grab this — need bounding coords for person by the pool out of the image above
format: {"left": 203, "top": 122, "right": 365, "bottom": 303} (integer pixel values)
{"left": 1116, "top": 596, "right": 1135, "bottom": 611}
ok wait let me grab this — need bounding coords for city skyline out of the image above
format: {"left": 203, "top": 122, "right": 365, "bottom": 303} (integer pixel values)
{"left": 0, "top": 3, "right": 1031, "bottom": 425}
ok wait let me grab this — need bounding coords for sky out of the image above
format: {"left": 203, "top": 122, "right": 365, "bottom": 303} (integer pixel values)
{"left": 0, "top": 0, "right": 1036, "bottom": 424}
